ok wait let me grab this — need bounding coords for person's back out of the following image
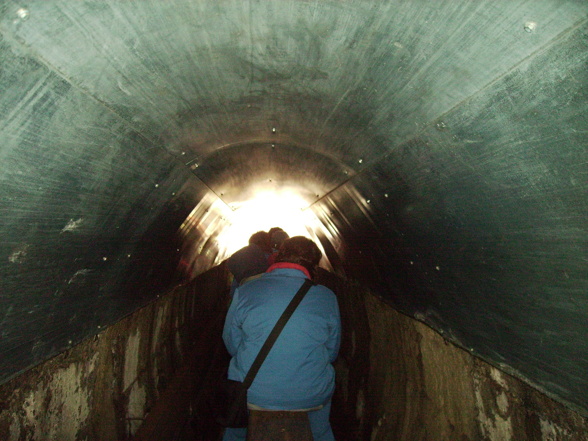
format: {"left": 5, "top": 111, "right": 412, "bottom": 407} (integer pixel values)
{"left": 227, "top": 243, "right": 268, "bottom": 283}
{"left": 223, "top": 236, "right": 341, "bottom": 441}
{"left": 224, "top": 270, "right": 339, "bottom": 410}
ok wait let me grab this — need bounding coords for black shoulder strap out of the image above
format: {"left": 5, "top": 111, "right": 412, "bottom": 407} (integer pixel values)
{"left": 242, "top": 278, "right": 314, "bottom": 389}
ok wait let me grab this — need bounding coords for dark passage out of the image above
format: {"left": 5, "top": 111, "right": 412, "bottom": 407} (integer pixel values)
{"left": 0, "top": 1, "right": 587, "bottom": 440}
{"left": 131, "top": 265, "right": 371, "bottom": 441}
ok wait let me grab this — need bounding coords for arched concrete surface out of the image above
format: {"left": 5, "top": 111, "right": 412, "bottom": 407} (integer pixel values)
{"left": 0, "top": 0, "right": 586, "bottom": 416}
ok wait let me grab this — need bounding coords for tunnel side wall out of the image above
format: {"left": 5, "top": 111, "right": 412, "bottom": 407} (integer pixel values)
{"left": 317, "top": 270, "right": 588, "bottom": 441}
{"left": 359, "top": 292, "right": 588, "bottom": 441}
{"left": 314, "top": 20, "right": 588, "bottom": 413}
{"left": 0, "top": 14, "right": 226, "bottom": 385}
{"left": 0, "top": 266, "right": 586, "bottom": 440}
{"left": 0, "top": 265, "right": 229, "bottom": 441}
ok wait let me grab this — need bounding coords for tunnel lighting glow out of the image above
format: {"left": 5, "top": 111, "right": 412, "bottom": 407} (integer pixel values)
{"left": 216, "top": 191, "right": 318, "bottom": 257}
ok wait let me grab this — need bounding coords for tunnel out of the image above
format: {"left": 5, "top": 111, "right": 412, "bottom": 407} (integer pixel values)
{"left": 1, "top": 0, "right": 587, "bottom": 439}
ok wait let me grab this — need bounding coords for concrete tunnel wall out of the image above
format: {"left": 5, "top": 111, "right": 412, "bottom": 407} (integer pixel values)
{"left": 0, "top": 0, "right": 587, "bottom": 435}
{"left": 1, "top": 263, "right": 587, "bottom": 441}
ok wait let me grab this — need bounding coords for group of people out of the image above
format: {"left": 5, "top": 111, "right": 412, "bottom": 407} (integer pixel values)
{"left": 223, "top": 228, "right": 342, "bottom": 441}
{"left": 226, "top": 227, "right": 289, "bottom": 295}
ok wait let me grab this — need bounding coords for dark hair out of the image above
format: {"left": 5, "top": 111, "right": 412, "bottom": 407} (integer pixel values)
{"left": 270, "top": 230, "right": 289, "bottom": 250}
{"left": 275, "top": 236, "right": 322, "bottom": 276}
{"left": 268, "top": 227, "right": 284, "bottom": 237}
{"left": 249, "top": 231, "right": 271, "bottom": 253}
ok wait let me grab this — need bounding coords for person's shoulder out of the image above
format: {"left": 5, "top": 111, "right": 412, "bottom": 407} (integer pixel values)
{"left": 237, "top": 273, "right": 273, "bottom": 293}
{"left": 228, "top": 245, "right": 267, "bottom": 270}
{"left": 228, "top": 245, "right": 249, "bottom": 263}
{"left": 310, "top": 283, "right": 336, "bottom": 298}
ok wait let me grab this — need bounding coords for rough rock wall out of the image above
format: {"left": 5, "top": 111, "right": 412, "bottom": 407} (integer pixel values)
{"left": 0, "top": 264, "right": 229, "bottom": 441}
{"left": 363, "top": 293, "right": 588, "bottom": 441}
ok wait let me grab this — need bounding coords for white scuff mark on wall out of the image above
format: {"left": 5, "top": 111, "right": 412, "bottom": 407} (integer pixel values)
{"left": 356, "top": 388, "right": 365, "bottom": 420}
{"left": 490, "top": 368, "right": 508, "bottom": 388}
{"left": 152, "top": 302, "right": 167, "bottom": 354}
{"left": 124, "top": 329, "right": 141, "bottom": 391}
{"left": 61, "top": 218, "right": 84, "bottom": 233}
{"left": 126, "top": 382, "right": 147, "bottom": 437}
{"left": 9, "top": 417, "right": 21, "bottom": 440}
{"left": 496, "top": 390, "right": 509, "bottom": 415}
{"left": 8, "top": 243, "right": 30, "bottom": 263}
{"left": 370, "top": 414, "right": 387, "bottom": 441}
{"left": 20, "top": 361, "right": 92, "bottom": 441}
{"left": 56, "top": 363, "right": 91, "bottom": 440}
{"left": 175, "top": 328, "right": 183, "bottom": 359}
{"left": 88, "top": 351, "right": 98, "bottom": 376}
{"left": 68, "top": 269, "right": 93, "bottom": 284}
{"left": 152, "top": 357, "right": 160, "bottom": 392}
{"left": 474, "top": 368, "right": 514, "bottom": 440}
{"left": 489, "top": 369, "right": 510, "bottom": 416}
{"left": 151, "top": 302, "right": 168, "bottom": 385}
{"left": 540, "top": 418, "right": 571, "bottom": 440}
{"left": 117, "top": 79, "right": 132, "bottom": 96}
{"left": 22, "top": 387, "right": 44, "bottom": 439}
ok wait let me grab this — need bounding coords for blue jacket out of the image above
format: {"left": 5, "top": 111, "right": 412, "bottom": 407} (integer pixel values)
{"left": 222, "top": 267, "right": 341, "bottom": 410}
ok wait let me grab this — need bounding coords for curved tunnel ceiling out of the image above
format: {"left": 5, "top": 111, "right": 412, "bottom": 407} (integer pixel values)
{"left": 1, "top": 0, "right": 587, "bottom": 416}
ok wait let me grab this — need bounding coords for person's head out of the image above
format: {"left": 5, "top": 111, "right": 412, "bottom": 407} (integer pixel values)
{"left": 248, "top": 231, "right": 271, "bottom": 253}
{"left": 270, "top": 229, "right": 289, "bottom": 251}
{"left": 268, "top": 227, "right": 283, "bottom": 237}
{"left": 276, "top": 236, "right": 322, "bottom": 277}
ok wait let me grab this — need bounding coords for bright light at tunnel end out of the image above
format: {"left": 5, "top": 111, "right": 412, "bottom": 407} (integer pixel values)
{"left": 216, "top": 190, "right": 320, "bottom": 257}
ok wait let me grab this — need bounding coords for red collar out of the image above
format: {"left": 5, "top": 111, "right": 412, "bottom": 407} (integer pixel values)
{"left": 266, "top": 262, "right": 312, "bottom": 279}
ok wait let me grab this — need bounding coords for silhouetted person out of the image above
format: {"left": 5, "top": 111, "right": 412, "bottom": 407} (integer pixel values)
{"left": 267, "top": 227, "right": 289, "bottom": 265}
{"left": 227, "top": 231, "right": 272, "bottom": 296}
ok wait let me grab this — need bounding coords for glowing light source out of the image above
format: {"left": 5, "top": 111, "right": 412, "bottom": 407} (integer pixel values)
{"left": 216, "top": 190, "right": 319, "bottom": 257}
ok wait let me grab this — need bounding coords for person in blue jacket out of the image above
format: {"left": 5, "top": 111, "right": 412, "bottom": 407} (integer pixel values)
{"left": 222, "top": 236, "right": 341, "bottom": 441}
